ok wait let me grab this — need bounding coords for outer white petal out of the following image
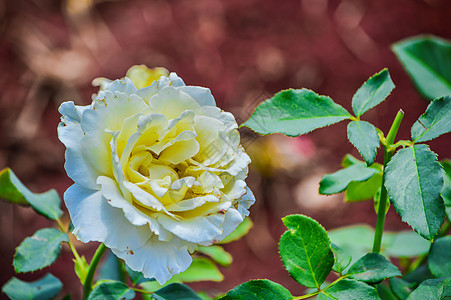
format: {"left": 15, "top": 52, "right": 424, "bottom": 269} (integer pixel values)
{"left": 97, "top": 176, "right": 172, "bottom": 241}
{"left": 58, "top": 102, "right": 99, "bottom": 190}
{"left": 204, "top": 208, "right": 244, "bottom": 245}
{"left": 237, "top": 186, "right": 255, "bottom": 217}
{"left": 64, "top": 183, "right": 151, "bottom": 251}
{"left": 178, "top": 86, "right": 216, "bottom": 107}
{"left": 112, "top": 236, "right": 194, "bottom": 285}
{"left": 101, "top": 77, "right": 138, "bottom": 96}
{"left": 156, "top": 213, "right": 226, "bottom": 244}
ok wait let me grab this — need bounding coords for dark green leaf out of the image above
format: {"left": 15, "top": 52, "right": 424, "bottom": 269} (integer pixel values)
{"left": 87, "top": 281, "right": 134, "bottom": 300}
{"left": 221, "top": 279, "right": 292, "bottom": 300}
{"left": 331, "top": 243, "right": 352, "bottom": 275}
{"left": 427, "top": 236, "right": 451, "bottom": 278}
{"left": 0, "top": 168, "right": 62, "bottom": 220}
{"left": 392, "top": 35, "right": 451, "bottom": 101}
{"left": 125, "top": 264, "right": 154, "bottom": 285}
{"left": 442, "top": 160, "right": 451, "bottom": 220}
{"left": 319, "top": 164, "right": 379, "bottom": 195}
{"left": 352, "top": 69, "right": 395, "bottom": 117}
{"left": 406, "top": 277, "right": 451, "bottom": 300}
{"left": 174, "top": 257, "right": 223, "bottom": 282}
{"left": 2, "top": 273, "right": 62, "bottom": 300}
{"left": 242, "top": 89, "right": 351, "bottom": 137}
{"left": 385, "top": 144, "right": 445, "bottom": 240}
{"left": 347, "top": 121, "right": 380, "bottom": 166}
{"left": 411, "top": 96, "right": 451, "bottom": 142}
{"left": 317, "top": 279, "right": 380, "bottom": 300}
{"left": 14, "top": 228, "right": 68, "bottom": 273}
{"left": 154, "top": 283, "right": 203, "bottom": 300}
{"left": 217, "top": 217, "right": 253, "bottom": 244}
{"left": 403, "top": 265, "right": 434, "bottom": 284}
{"left": 376, "top": 283, "right": 398, "bottom": 300}
{"left": 197, "top": 245, "right": 232, "bottom": 267}
{"left": 98, "top": 250, "right": 125, "bottom": 282}
{"left": 384, "top": 231, "right": 431, "bottom": 258}
{"left": 347, "top": 253, "right": 401, "bottom": 283}
{"left": 389, "top": 277, "right": 415, "bottom": 300}
{"left": 279, "top": 214, "right": 334, "bottom": 289}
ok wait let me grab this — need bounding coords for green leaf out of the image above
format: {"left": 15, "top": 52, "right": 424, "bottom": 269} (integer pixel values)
{"left": 319, "top": 164, "right": 379, "bottom": 195}
{"left": 220, "top": 279, "right": 292, "bottom": 300}
{"left": 403, "top": 265, "right": 434, "bottom": 284}
{"left": 373, "top": 188, "right": 390, "bottom": 215}
{"left": 347, "top": 253, "right": 401, "bottom": 283}
{"left": 2, "top": 273, "right": 62, "bottom": 300}
{"left": 352, "top": 69, "right": 395, "bottom": 117}
{"left": 0, "top": 168, "right": 62, "bottom": 220}
{"left": 389, "top": 277, "right": 415, "bottom": 300}
{"left": 87, "top": 281, "right": 135, "bottom": 300}
{"left": 384, "top": 231, "right": 431, "bottom": 258}
{"left": 98, "top": 250, "right": 125, "bottom": 282}
{"left": 347, "top": 121, "right": 380, "bottom": 166}
{"left": 153, "top": 283, "right": 203, "bottom": 300}
{"left": 392, "top": 35, "right": 451, "bottom": 101}
{"left": 384, "top": 144, "right": 445, "bottom": 240}
{"left": 242, "top": 89, "right": 351, "bottom": 137}
{"left": 406, "top": 277, "right": 451, "bottom": 300}
{"left": 411, "top": 96, "right": 451, "bottom": 142}
{"left": 279, "top": 214, "right": 334, "bottom": 289}
{"left": 197, "top": 245, "right": 232, "bottom": 267}
{"left": 13, "top": 228, "right": 68, "bottom": 273}
{"left": 174, "top": 257, "right": 223, "bottom": 283}
{"left": 441, "top": 160, "right": 451, "bottom": 220}
{"left": 317, "top": 279, "right": 380, "bottom": 300}
{"left": 217, "top": 217, "right": 253, "bottom": 244}
{"left": 376, "top": 283, "right": 398, "bottom": 300}
{"left": 125, "top": 264, "right": 154, "bottom": 285}
{"left": 342, "top": 154, "right": 366, "bottom": 167}
{"left": 331, "top": 243, "right": 352, "bottom": 275}
{"left": 427, "top": 236, "right": 451, "bottom": 278}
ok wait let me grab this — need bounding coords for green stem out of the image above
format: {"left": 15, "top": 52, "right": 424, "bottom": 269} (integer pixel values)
{"left": 372, "top": 110, "right": 404, "bottom": 253}
{"left": 56, "top": 218, "right": 82, "bottom": 262}
{"left": 292, "top": 276, "right": 347, "bottom": 299}
{"left": 83, "top": 243, "right": 107, "bottom": 299}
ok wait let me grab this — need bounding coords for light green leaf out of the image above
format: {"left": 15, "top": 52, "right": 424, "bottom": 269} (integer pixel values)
{"left": 389, "top": 277, "right": 415, "bottom": 300}
{"left": 317, "top": 279, "right": 380, "bottom": 300}
{"left": 384, "top": 144, "right": 445, "bottom": 240}
{"left": 384, "top": 231, "right": 431, "bottom": 258}
{"left": 153, "top": 283, "right": 203, "bottom": 300}
{"left": 392, "top": 35, "right": 451, "bottom": 101}
{"left": 197, "top": 245, "right": 232, "bottom": 266}
{"left": 347, "top": 253, "right": 401, "bottom": 283}
{"left": 319, "top": 164, "right": 379, "bottom": 195}
{"left": 352, "top": 68, "right": 395, "bottom": 117}
{"left": 347, "top": 121, "right": 380, "bottom": 165}
{"left": 406, "top": 277, "right": 451, "bottom": 300}
{"left": 242, "top": 89, "right": 351, "bottom": 137}
{"left": 279, "top": 214, "right": 334, "bottom": 289}
{"left": 174, "top": 257, "right": 223, "bottom": 283}
{"left": 74, "top": 256, "right": 89, "bottom": 284}
{"left": 427, "top": 236, "right": 451, "bottom": 278}
{"left": 331, "top": 243, "right": 352, "bottom": 275}
{"left": 342, "top": 154, "right": 366, "bottom": 167}
{"left": 87, "top": 281, "right": 135, "bottom": 300}
{"left": 411, "top": 96, "right": 451, "bottom": 142}
{"left": 14, "top": 228, "right": 68, "bottom": 273}
{"left": 2, "top": 273, "right": 63, "bottom": 300}
{"left": 373, "top": 187, "right": 390, "bottom": 215}
{"left": 220, "top": 279, "right": 292, "bottom": 300}
{"left": 98, "top": 250, "right": 125, "bottom": 282}
{"left": 218, "top": 217, "right": 253, "bottom": 244}
{"left": 0, "top": 168, "right": 62, "bottom": 220}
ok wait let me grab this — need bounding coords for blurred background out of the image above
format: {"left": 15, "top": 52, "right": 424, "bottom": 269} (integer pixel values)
{"left": 1, "top": 0, "right": 450, "bottom": 298}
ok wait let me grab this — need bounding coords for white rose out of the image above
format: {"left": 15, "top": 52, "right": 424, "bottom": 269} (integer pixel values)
{"left": 58, "top": 66, "right": 254, "bottom": 284}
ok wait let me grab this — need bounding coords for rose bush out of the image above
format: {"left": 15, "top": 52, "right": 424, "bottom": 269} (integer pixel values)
{"left": 57, "top": 66, "right": 254, "bottom": 284}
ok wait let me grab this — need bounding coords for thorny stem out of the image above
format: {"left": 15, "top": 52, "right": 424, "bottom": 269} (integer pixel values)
{"left": 372, "top": 110, "right": 404, "bottom": 253}
{"left": 83, "top": 243, "right": 107, "bottom": 299}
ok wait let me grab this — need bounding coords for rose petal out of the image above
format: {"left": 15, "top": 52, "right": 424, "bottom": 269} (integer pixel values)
{"left": 178, "top": 86, "right": 216, "bottom": 107}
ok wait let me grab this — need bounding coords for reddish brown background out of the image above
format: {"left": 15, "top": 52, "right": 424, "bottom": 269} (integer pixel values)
{"left": 1, "top": 0, "right": 450, "bottom": 298}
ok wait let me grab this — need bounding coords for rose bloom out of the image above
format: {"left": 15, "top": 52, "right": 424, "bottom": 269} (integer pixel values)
{"left": 58, "top": 66, "right": 254, "bottom": 284}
